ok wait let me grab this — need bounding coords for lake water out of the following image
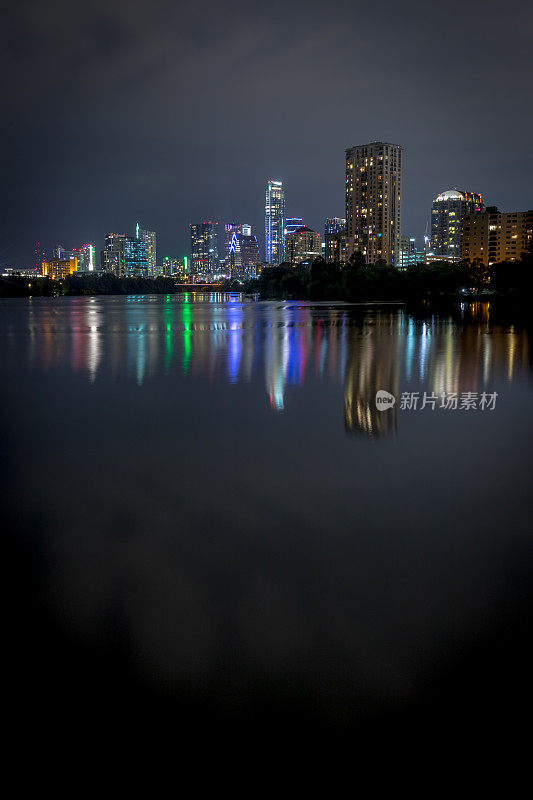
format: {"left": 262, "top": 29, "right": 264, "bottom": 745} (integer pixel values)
{"left": 1, "top": 293, "right": 532, "bottom": 731}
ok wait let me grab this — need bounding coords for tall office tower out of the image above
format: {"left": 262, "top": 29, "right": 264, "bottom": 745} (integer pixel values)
{"left": 324, "top": 217, "right": 346, "bottom": 262}
{"left": 461, "top": 207, "right": 533, "bottom": 265}
{"left": 430, "top": 189, "right": 483, "bottom": 259}
{"left": 285, "top": 226, "right": 322, "bottom": 265}
{"left": 124, "top": 236, "right": 147, "bottom": 276}
{"left": 136, "top": 223, "right": 157, "bottom": 276}
{"left": 190, "top": 221, "right": 219, "bottom": 275}
{"left": 265, "top": 179, "right": 285, "bottom": 265}
{"left": 224, "top": 223, "right": 243, "bottom": 257}
{"left": 81, "top": 244, "right": 96, "bottom": 272}
{"left": 345, "top": 142, "right": 402, "bottom": 266}
{"left": 101, "top": 233, "right": 126, "bottom": 275}
{"left": 229, "top": 224, "right": 260, "bottom": 278}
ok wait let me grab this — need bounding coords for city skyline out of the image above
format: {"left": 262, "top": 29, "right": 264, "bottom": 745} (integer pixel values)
{"left": 1, "top": 1, "right": 531, "bottom": 270}
{"left": 2, "top": 0, "right": 532, "bottom": 742}
{"left": 12, "top": 162, "right": 531, "bottom": 275}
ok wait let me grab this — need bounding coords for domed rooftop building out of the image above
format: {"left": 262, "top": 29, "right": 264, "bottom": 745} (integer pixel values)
{"left": 430, "top": 188, "right": 484, "bottom": 259}
{"left": 435, "top": 189, "right": 466, "bottom": 201}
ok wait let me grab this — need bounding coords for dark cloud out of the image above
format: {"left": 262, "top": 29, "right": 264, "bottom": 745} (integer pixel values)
{"left": 1, "top": 0, "right": 532, "bottom": 266}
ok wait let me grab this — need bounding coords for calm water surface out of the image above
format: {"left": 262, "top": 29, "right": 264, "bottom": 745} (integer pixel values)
{"left": 1, "top": 293, "right": 532, "bottom": 727}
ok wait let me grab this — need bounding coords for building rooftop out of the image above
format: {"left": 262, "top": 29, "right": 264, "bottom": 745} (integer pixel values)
{"left": 289, "top": 226, "right": 316, "bottom": 235}
{"left": 435, "top": 189, "right": 467, "bottom": 201}
{"left": 346, "top": 142, "right": 402, "bottom": 151}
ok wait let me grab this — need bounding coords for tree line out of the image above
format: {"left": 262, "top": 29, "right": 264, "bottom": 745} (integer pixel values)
{"left": 225, "top": 251, "right": 533, "bottom": 302}
{"left": 0, "top": 272, "right": 179, "bottom": 297}
{"left": 1, "top": 252, "right": 531, "bottom": 300}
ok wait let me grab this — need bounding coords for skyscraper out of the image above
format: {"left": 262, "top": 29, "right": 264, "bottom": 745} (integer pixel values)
{"left": 224, "top": 223, "right": 242, "bottom": 258}
{"left": 81, "top": 244, "right": 96, "bottom": 272}
{"left": 285, "top": 226, "right": 322, "bottom": 265}
{"left": 136, "top": 224, "right": 157, "bottom": 276}
{"left": 101, "top": 233, "right": 126, "bottom": 275}
{"left": 324, "top": 217, "right": 346, "bottom": 263}
{"left": 229, "top": 224, "right": 260, "bottom": 278}
{"left": 265, "top": 179, "right": 285, "bottom": 265}
{"left": 430, "top": 189, "right": 483, "bottom": 259}
{"left": 345, "top": 142, "right": 402, "bottom": 266}
{"left": 190, "top": 221, "right": 219, "bottom": 275}
{"left": 124, "top": 236, "right": 147, "bottom": 276}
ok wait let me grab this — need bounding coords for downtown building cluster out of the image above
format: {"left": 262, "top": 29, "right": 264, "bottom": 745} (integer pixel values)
{"left": 10, "top": 140, "right": 531, "bottom": 282}
{"left": 343, "top": 143, "right": 531, "bottom": 270}
{"left": 188, "top": 141, "right": 530, "bottom": 278}
{"left": 36, "top": 225, "right": 159, "bottom": 281}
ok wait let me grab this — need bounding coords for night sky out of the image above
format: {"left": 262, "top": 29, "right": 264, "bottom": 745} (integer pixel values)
{"left": 1, "top": 0, "right": 531, "bottom": 268}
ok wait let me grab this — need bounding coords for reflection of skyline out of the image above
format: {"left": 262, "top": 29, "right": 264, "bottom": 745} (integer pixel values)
{"left": 264, "top": 305, "right": 315, "bottom": 409}
{"left": 344, "top": 315, "right": 399, "bottom": 438}
{"left": 7, "top": 296, "right": 531, "bottom": 436}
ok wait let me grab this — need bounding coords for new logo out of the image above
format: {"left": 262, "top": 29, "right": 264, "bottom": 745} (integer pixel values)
{"left": 375, "top": 390, "right": 396, "bottom": 411}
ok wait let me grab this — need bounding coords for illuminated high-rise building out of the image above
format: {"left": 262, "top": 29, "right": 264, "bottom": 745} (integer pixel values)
{"left": 285, "top": 226, "right": 322, "bottom": 265}
{"left": 398, "top": 236, "right": 421, "bottom": 269}
{"left": 42, "top": 257, "right": 78, "bottom": 280}
{"left": 229, "top": 224, "right": 260, "bottom": 278}
{"left": 190, "top": 221, "right": 219, "bottom": 275}
{"left": 81, "top": 244, "right": 96, "bottom": 272}
{"left": 461, "top": 207, "right": 533, "bottom": 265}
{"left": 52, "top": 244, "right": 95, "bottom": 272}
{"left": 101, "top": 233, "right": 126, "bottom": 275}
{"left": 224, "top": 223, "right": 243, "bottom": 257}
{"left": 345, "top": 142, "right": 402, "bottom": 266}
{"left": 430, "top": 189, "right": 483, "bottom": 259}
{"left": 124, "top": 235, "right": 147, "bottom": 276}
{"left": 324, "top": 217, "right": 346, "bottom": 262}
{"left": 136, "top": 224, "right": 157, "bottom": 276}
{"left": 284, "top": 217, "right": 303, "bottom": 237}
{"left": 265, "top": 179, "right": 285, "bottom": 265}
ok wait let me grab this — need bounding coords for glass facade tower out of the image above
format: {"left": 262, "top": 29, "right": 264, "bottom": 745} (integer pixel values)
{"left": 265, "top": 179, "right": 285, "bottom": 265}
{"left": 124, "top": 236, "right": 147, "bottom": 276}
{"left": 136, "top": 224, "right": 157, "bottom": 276}
{"left": 324, "top": 217, "right": 346, "bottom": 262}
{"left": 190, "top": 221, "right": 219, "bottom": 275}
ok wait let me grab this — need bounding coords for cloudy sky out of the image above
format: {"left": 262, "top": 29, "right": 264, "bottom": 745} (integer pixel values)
{"left": 1, "top": 0, "right": 531, "bottom": 267}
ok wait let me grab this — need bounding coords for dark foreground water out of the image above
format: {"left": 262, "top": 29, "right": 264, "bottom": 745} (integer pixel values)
{"left": 1, "top": 294, "right": 532, "bottom": 736}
